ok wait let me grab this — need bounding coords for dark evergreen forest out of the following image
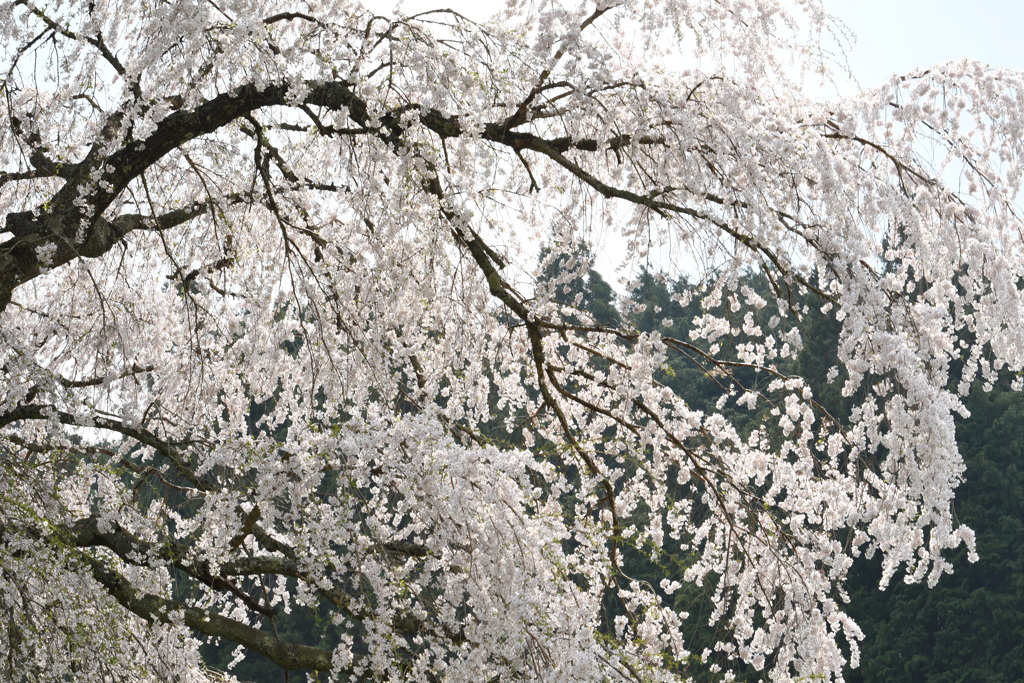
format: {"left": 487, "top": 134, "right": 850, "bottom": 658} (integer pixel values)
{"left": 207, "top": 246, "right": 1023, "bottom": 682}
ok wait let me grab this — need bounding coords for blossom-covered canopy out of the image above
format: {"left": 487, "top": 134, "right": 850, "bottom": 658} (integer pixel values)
{"left": 1, "top": 1, "right": 1022, "bottom": 680}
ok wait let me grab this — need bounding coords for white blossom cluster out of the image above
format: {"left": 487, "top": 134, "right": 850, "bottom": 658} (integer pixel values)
{"left": 0, "top": 0, "right": 1022, "bottom": 681}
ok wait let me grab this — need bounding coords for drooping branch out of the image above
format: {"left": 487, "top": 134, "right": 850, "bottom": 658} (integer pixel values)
{"left": 84, "top": 555, "right": 336, "bottom": 673}
{"left": 0, "top": 402, "right": 442, "bottom": 643}
{"left": 0, "top": 403, "right": 210, "bottom": 491}
{"left": 0, "top": 513, "right": 333, "bottom": 671}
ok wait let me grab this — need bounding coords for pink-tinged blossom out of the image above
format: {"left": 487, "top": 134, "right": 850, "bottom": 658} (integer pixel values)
{"left": 0, "top": 0, "right": 1020, "bottom": 681}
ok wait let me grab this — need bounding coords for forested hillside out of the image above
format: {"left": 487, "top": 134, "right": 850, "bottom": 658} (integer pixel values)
{"left": 844, "top": 385, "right": 1024, "bottom": 683}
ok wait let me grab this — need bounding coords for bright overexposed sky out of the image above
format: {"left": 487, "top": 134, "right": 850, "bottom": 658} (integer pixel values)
{"left": 825, "top": 0, "right": 1024, "bottom": 90}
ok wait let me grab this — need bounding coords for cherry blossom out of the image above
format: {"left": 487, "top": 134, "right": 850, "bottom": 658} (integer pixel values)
{"left": 1, "top": 1, "right": 1021, "bottom": 680}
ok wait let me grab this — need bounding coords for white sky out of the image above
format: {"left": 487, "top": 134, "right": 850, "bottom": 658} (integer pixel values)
{"left": 827, "top": 0, "right": 1024, "bottom": 90}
